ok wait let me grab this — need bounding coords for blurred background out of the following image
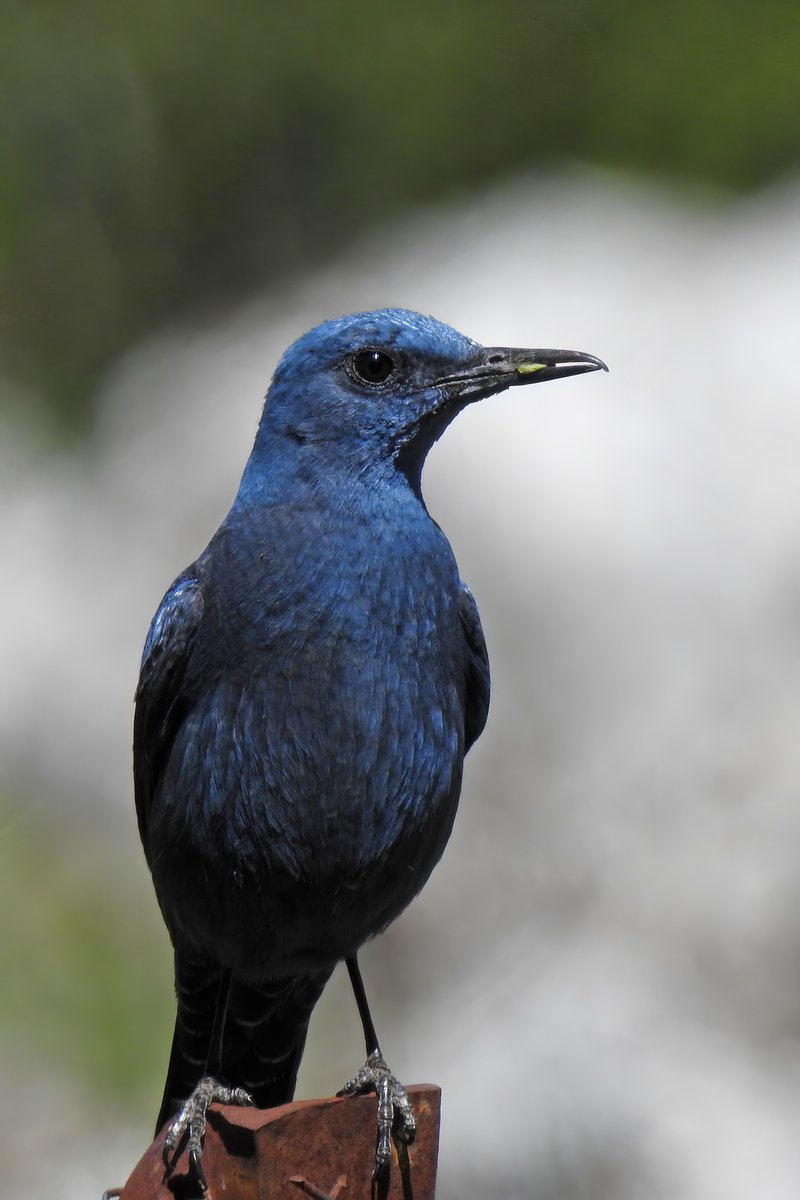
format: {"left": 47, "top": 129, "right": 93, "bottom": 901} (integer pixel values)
{"left": 3, "top": 2, "right": 800, "bottom": 1196}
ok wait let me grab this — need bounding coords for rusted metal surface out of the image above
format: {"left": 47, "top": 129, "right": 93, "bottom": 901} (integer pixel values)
{"left": 117, "top": 1084, "right": 440, "bottom": 1200}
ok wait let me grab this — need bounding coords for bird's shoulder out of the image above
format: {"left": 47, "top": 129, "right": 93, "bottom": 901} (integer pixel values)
{"left": 137, "top": 571, "right": 205, "bottom": 694}
{"left": 458, "top": 581, "right": 490, "bottom": 751}
{"left": 134, "top": 569, "right": 205, "bottom": 846}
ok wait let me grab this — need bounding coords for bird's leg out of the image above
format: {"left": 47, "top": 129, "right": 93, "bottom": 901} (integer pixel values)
{"left": 337, "top": 956, "right": 416, "bottom": 1175}
{"left": 338, "top": 1053, "right": 416, "bottom": 1176}
{"left": 162, "top": 969, "right": 253, "bottom": 1191}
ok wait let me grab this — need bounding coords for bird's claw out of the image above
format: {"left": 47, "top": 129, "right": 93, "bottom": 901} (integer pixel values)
{"left": 337, "top": 1050, "right": 416, "bottom": 1175}
{"left": 162, "top": 1075, "right": 253, "bottom": 1190}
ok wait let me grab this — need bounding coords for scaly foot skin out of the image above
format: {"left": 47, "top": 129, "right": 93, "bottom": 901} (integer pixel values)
{"left": 337, "top": 1051, "right": 416, "bottom": 1175}
{"left": 162, "top": 1075, "right": 253, "bottom": 1191}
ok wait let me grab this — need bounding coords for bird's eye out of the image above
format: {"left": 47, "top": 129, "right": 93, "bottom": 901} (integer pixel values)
{"left": 351, "top": 350, "right": 395, "bottom": 385}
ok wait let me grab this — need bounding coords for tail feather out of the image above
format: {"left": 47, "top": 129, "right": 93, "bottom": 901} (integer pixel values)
{"left": 156, "top": 957, "right": 331, "bottom": 1132}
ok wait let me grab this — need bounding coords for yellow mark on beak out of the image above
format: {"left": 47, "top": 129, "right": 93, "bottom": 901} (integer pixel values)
{"left": 515, "top": 363, "right": 547, "bottom": 375}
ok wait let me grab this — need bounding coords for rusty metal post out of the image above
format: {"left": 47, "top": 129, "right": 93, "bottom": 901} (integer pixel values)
{"left": 116, "top": 1084, "right": 440, "bottom": 1200}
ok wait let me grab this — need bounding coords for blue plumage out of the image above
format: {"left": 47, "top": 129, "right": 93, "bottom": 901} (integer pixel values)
{"left": 133, "top": 308, "right": 605, "bottom": 1178}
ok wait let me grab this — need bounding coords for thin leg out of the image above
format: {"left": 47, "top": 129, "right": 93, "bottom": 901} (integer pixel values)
{"left": 206, "top": 968, "right": 233, "bottom": 1077}
{"left": 339, "top": 955, "right": 416, "bottom": 1176}
{"left": 346, "top": 955, "right": 380, "bottom": 1056}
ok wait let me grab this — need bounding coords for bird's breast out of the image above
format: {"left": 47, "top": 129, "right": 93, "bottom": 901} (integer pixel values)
{"left": 149, "top": 499, "right": 469, "bottom": 972}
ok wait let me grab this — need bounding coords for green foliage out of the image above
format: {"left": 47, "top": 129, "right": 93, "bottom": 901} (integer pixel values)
{"left": 0, "top": 798, "right": 172, "bottom": 1111}
{"left": 3, "top": 0, "right": 800, "bottom": 432}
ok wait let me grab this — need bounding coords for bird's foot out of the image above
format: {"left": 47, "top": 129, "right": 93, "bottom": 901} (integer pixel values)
{"left": 162, "top": 1075, "right": 253, "bottom": 1191}
{"left": 337, "top": 1050, "right": 416, "bottom": 1175}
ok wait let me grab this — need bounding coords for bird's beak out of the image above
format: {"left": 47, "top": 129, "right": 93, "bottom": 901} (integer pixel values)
{"left": 438, "top": 346, "right": 608, "bottom": 402}
{"left": 503, "top": 347, "right": 609, "bottom": 385}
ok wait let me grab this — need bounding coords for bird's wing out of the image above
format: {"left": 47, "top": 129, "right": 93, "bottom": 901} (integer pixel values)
{"left": 134, "top": 571, "right": 204, "bottom": 849}
{"left": 458, "top": 582, "right": 490, "bottom": 750}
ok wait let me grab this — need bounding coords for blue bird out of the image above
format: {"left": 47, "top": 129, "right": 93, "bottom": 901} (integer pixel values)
{"left": 134, "top": 308, "right": 606, "bottom": 1187}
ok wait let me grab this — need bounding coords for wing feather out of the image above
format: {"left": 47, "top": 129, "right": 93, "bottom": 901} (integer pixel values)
{"left": 133, "top": 572, "right": 204, "bottom": 850}
{"left": 458, "top": 582, "right": 490, "bottom": 751}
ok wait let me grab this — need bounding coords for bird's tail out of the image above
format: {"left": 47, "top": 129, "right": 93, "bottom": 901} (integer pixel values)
{"left": 156, "top": 956, "right": 332, "bottom": 1133}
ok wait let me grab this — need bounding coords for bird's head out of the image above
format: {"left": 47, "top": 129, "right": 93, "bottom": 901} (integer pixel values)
{"left": 257, "top": 308, "right": 607, "bottom": 487}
